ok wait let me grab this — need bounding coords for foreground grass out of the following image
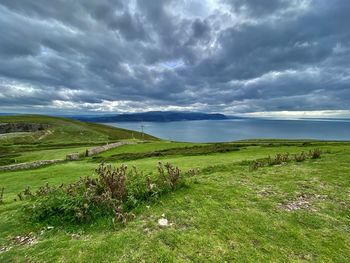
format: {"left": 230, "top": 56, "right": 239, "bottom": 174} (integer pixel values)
{"left": 0, "top": 141, "right": 349, "bottom": 262}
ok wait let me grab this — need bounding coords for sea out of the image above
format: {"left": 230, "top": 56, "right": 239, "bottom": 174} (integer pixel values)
{"left": 104, "top": 118, "right": 350, "bottom": 143}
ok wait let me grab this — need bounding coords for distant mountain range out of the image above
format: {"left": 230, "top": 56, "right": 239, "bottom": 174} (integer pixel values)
{"left": 71, "top": 111, "right": 233, "bottom": 123}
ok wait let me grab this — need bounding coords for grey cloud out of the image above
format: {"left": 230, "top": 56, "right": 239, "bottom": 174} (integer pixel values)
{"left": 192, "top": 19, "right": 211, "bottom": 39}
{"left": 0, "top": 0, "right": 349, "bottom": 114}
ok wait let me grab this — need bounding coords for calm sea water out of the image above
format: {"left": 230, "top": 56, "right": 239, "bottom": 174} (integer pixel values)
{"left": 104, "top": 119, "right": 350, "bottom": 143}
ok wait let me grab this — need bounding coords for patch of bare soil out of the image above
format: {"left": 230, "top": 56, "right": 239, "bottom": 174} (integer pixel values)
{"left": 280, "top": 193, "right": 327, "bottom": 212}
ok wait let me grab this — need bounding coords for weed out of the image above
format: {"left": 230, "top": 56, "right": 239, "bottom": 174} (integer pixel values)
{"left": 23, "top": 162, "right": 195, "bottom": 225}
{"left": 294, "top": 152, "right": 307, "bottom": 162}
{"left": 267, "top": 153, "right": 290, "bottom": 166}
{"left": 309, "top": 148, "right": 322, "bottom": 159}
{"left": 157, "top": 162, "right": 182, "bottom": 190}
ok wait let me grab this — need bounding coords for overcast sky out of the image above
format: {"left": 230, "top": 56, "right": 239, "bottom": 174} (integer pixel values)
{"left": 0, "top": 0, "right": 349, "bottom": 117}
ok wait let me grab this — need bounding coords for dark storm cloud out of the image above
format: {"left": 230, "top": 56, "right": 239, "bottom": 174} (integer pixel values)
{"left": 0, "top": 0, "right": 349, "bottom": 114}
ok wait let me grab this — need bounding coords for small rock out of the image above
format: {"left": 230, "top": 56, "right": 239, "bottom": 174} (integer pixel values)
{"left": 158, "top": 218, "right": 169, "bottom": 227}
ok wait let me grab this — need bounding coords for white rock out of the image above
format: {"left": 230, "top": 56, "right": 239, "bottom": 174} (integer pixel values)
{"left": 158, "top": 218, "right": 169, "bottom": 227}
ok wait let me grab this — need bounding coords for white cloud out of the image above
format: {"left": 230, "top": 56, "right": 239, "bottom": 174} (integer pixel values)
{"left": 240, "top": 110, "right": 350, "bottom": 119}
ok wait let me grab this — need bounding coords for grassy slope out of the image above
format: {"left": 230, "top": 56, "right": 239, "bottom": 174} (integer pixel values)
{"left": 0, "top": 141, "right": 349, "bottom": 262}
{"left": 0, "top": 115, "right": 157, "bottom": 144}
{"left": 0, "top": 115, "right": 157, "bottom": 165}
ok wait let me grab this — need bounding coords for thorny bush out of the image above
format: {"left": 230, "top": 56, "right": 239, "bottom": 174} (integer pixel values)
{"left": 22, "top": 162, "right": 196, "bottom": 224}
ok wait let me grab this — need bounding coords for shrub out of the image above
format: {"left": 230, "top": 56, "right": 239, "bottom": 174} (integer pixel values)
{"left": 157, "top": 162, "right": 182, "bottom": 190}
{"left": 268, "top": 153, "right": 290, "bottom": 166}
{"left": 24, "top": 162, "right": 195, "bottom": 225}
{"left": 294, "top": 152, "right": 307, "bottom": 162}
{"left": 309, "top": 148, "right": 322, "bottom": 159}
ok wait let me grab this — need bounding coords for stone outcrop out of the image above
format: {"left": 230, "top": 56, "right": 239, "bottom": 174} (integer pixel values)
{"left": 0, "top": 159, "right": 64, "bottom": 171}
{"left": 85, "top": 141, "right": 136, "bottom": 156}
{"left": 0, "top": 123, "right": 50, "bottom": 134}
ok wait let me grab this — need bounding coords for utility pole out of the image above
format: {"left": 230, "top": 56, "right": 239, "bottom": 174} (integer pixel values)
{"left": 141, "top": 122, "right": 144, "bottom": 141}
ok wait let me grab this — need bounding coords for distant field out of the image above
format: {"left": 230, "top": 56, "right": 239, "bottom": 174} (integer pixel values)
{"left": 1, "top": 132, "right": 349, "bottom": 262}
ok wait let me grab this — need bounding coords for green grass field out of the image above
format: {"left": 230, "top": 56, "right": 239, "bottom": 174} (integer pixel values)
{"left": 0, "top": 115, "right": 157, "bottom": 166}
{"left": 0, "top": 116, "right": 349, "bottom": 262}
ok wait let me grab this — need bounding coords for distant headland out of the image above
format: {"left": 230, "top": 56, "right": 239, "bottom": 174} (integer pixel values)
{"left": 70, "top": 111, "right": 237, "bottom": 123}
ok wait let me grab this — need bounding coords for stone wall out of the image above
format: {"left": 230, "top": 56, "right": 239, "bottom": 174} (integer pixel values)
{"left": 0, "top": 141, "right": 137, "bottom": 172}
{"left": 85, "top": 141, "right": 136, "bottom": 156}
{"left": 66, "top": 153, "right": 80, "bottom": 161}
{"left": 0, "top": 159, "right": 64, "bottom": 171}
{"left": 0, "top": 123, "right": 50, "bottom": 134}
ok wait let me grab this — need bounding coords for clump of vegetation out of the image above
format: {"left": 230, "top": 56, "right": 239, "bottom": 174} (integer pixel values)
{"left": 249, "top": 160, "right": 265, "bottom": 171}
{"left": 294, "top": 152, "right": 307, "bottom": 162}
{"left": 22, "top": 162, "right": 196, "bottom": 225}
{"left": 249, "top": 148, "right": 322, "bottom": 171}
{"left": 267, "top": 153, "right": 290, "bottom": 165}
{"left": 309, "top": 148, "right": 322, "bottom": 159}
{"left": 17, "top": 186, "right": 34, "bottom": 201}
{"left": 157, "top": 162, "right": 181, "bottom": 190}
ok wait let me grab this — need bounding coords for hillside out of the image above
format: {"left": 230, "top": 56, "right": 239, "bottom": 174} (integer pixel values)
{"left": 0, "top": 115, "right": 157, "bottom": 146}
{"left": 0, "top": 115, "right": 157, "bottom": 166}
{"left": 72, "top": 111, "right": 229, "bottom": 122}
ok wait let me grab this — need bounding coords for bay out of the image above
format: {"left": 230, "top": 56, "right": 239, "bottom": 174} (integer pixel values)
{"left": 104, "top": 118, "right": 350, "bottom": 142}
